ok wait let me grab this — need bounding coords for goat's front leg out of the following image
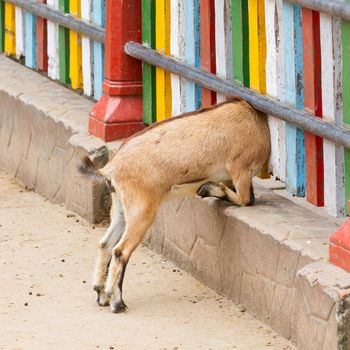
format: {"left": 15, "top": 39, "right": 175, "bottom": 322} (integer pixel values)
{"left": 93, "top": 194, "right": 125, "bottom": 306}
{"left": 198, "top": 174, "right": 254, "bottom": 206}
{"left": 104, "top": 197, "right": 158, "bottom": 313}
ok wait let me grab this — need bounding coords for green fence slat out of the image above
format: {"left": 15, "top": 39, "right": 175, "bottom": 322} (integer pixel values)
{"left": 142, "top": 0, "right": 156, "bottom": 125}
{"left": 59, "top": 0, "right": 70, "bottom": 84}
{"left": 232, "top": 0, "right": 250, "bottom": 87}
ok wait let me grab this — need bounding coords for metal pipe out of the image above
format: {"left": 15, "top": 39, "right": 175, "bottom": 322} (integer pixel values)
{"left": 6, "top": 0, "right": 105, "bottom": 43}
{"left": 125, "top": 42, "right": 350, "bottom": 150}
{"left": 288, "top": 0, "right": 350, "bottom": 21}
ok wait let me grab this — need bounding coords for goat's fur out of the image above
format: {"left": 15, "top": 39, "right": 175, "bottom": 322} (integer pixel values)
{"left": 79, "top": 99, "right": 270, "bottom": 313}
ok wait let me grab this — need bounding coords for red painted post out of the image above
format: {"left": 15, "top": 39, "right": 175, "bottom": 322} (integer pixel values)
{"left": 89, "top": 0, "right": 144, "bottom": 142}
{"left": 330, "top": 202, "right": 350, "bottom": 273}
{"left": 302, "top": 9, "right": 324, "bottom": 207}
{"left": 200, "top": 0, "right": 216, "bottom": 107}
{"left": 36, "top": 0, "right": 48, "bottom": 71}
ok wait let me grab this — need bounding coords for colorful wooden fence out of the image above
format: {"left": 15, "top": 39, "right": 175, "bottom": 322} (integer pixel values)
{"left": 0, "top": 0, "right": 105, "bottom": 98}
{"left": 0, "top": 0, "right": 348, "bottom": 218}
{"left": 140, "top": 0, "right": 347, "bottom": 217}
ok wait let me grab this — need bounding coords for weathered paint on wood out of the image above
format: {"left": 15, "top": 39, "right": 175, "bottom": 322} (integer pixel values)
{"left": 25, "top": 12, "right": 37, "bottom": 68}
{"left": 81, "top": 0, "right": 93, "bottom": 96}
{"left": 320, "top": 14, "right": 344, "bottom": 217}
{"left": 215, "top": 0, "right": 232, "bottom": 103}
{"left": 200, "top": 0, "right": 216, "bottom": 107}
{"left": 184, "top": 0, "right": 196, "bottom": 111}
{"left": 0, "top": 1, "right": 4, "bottom": 52}
{"left": 155, "top": 0, "right": 172, "bottom": 121}
{"left": 248, "top": 0, "right": 269, "bottom": 178}
{"left": 4, "top": 2, "right": 15, "bottom": 56}
{"left": 265, "top": 0, "right": 285, "bottom": 181}
{"left": 69, "top": 0, "right": 83, "bottom": 90}
{"left": 170, "top": 0, "right": 185, "bottom": 116}
{"left": 93, "top": 0, "right": 105, "bottom": 100}
{"left": 194, "top": 0, "right": 201, "bottom": 109}
{"left": 341, "top": 3, "right": 350, "bottom": 214}
{"left": 142, "top": 0, "right": 156, "bottom": 123}
{"left": 302, "top": 8, "right": 324, "bottom": 207}
{"left": 283, "top": 1, "right": 306, "bottom": 196}
{"left": 59, "top": 0, "right": 69, "bottom": 84}
{"left": 232, "top": 0, "right": 249, "bottom": 87}
{"left": 36, "top": 0, "right": 48, "bottom": 71}
{"left": 47, "top": 0, "right": 60, "bottom": 80}
{"left": 248, "top": 0, "right": 266, "bottom": 94}
{"left": 15, "top": 6, "right": 24, "bottom": 58}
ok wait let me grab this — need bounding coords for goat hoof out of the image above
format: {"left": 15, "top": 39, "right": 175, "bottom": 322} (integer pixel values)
{"left": 111, "top": 300, "right": 128, "bottom": 314}
{"left": 96, "top": 293, "right": 110, "bottom": 307}
{"left": 197, "top": 184, "right": 210, "bottom": 197}
{"left": 93, "top": 285, "right": 102, "bottom": 293}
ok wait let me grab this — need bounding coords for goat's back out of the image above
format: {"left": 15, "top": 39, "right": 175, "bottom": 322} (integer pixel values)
{"left": 102, "top": 100, "right": 270, "bottom": 190}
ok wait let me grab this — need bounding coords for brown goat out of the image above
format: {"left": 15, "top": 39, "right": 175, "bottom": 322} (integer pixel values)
{"left": 79, "top": 99, "right": 270, "bottom": 313}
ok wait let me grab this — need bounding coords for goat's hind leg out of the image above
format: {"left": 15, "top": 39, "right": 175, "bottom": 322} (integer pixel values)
{"left": 93, "top": 193, "right": 125, "bottom": 306}
{"left": 104, "top": 193, "right": 158, "bottom": 313}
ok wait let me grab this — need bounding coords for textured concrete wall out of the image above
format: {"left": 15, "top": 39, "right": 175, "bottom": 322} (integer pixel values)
{"left": 145, "top": 189, "right": 350, "bottom": 348}
{"left": 0, "top": 55, "right": 111, "bottom": 223}
{"left": 1, "top": 54, "right": 350, "bottom": 349}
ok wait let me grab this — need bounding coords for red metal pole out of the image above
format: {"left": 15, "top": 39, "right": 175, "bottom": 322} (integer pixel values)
{"left": 89, "top": 0, "right": 144, "bottom": 142}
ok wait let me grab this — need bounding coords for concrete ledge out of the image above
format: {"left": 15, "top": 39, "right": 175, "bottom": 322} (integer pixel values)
{"left": 1, "top": 54, "right": 350, "bottom": 349}
{"left": 0, "top": 55, "right": 116, "bottom": 223}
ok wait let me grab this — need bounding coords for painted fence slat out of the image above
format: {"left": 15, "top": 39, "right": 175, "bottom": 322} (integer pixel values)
{"left": 283, "top": 1, "right": 306, "bottom": 196}
{"left": 265, "top": 0, "right": 285, "bottom": 180}
{"left": 69, "top": 0, "right": 83, "bottom": 90}
{"left": 47, "top": 0, "right": 59, "bottom": 80}
{"left": 249, "top": 0, "right": 269, "bottom": 178}
{"left": 0, "top": 1, "right": 4, "bottom": 52}
{"left": 59, "top": 0, "right": 69, "bottom": 84}
{"left": 302, "top": 9, "right": 324, "bottom": 207}
{"left": 232, "top": 0, "right": 249, "bottom": 87}
{"left": 93, "top": 0, "right": 105, "bottom": 100}
{"left": 320, "top": 14, "right": 345, "bottom": 216}
{"left": 215, "top": 0, "right": 232, "bottom": 103}
{"left": 81, "top": 0, "right": 93, "bottom": 96}
{"left": 25, "top": 12, "right": 37, "bottom": 68}
{"left": 194, "top": 0, "right": 201, "bottom": 109}
{"left": 170, "top": 0, "right": 185, "bottom": 116}
{"left": 15, "top": 6, "right": 24, "bottom": 59}
{"left": 341, "top": 2, "right": 350, "bottom": 213}
{"left": 36, "top": 0, "right": 48, "bottom": 71}
{"left": 200, "top": 0, "right": 216, "bottom": 107}
{"left": 4, "top": 2, "right": 15, "bottom": 56}
{"left": 248, "top": 0, "right": 266, "bottom": 94}
{"left": 142, "top": 0, "right": 156, "bottom": 123}
{"left": 155, "top": 0, "right": 172, "bottom": 121}
{"left": 184, "top": 0, "right": 196, "bottom": 111}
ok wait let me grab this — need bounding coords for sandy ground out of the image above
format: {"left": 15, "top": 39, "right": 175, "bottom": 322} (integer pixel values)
{"left": 0, "top": 172, "right": 294, "bottom": 350}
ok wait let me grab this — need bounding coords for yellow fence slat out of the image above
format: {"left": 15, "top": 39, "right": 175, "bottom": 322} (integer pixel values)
{"left": 249, "top": 0, "right": 269, "bottom": 178}
{"left": 156, "top": 0, "right": 171, "bottom": 122}
{"left": 69, "top": 0, "right": 83, "bottom": 89}
{"left": 4, "top": 2, "right": 15, "bottom": 56}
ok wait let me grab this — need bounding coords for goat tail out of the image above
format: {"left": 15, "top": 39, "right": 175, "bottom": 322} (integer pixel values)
{"left": 78, "top": 156, "right": 106, "bottom": 183}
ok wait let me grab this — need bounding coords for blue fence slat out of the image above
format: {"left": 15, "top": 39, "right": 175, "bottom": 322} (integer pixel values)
{"left": 284, "top": 2, "right": 306, "bottom": 196}
{"left": 93, "top": 0, "right": 105, "bottom": 100}
{"left": 25, "top": 12, "right": 37, "bottom": 69}
{"left": 184, "top": 0, "right": 196, "bottom": 111}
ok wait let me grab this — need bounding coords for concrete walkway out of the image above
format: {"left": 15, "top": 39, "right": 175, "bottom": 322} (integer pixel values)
{"left": 0, "top": 172, "right": 294, "bottom": 350}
